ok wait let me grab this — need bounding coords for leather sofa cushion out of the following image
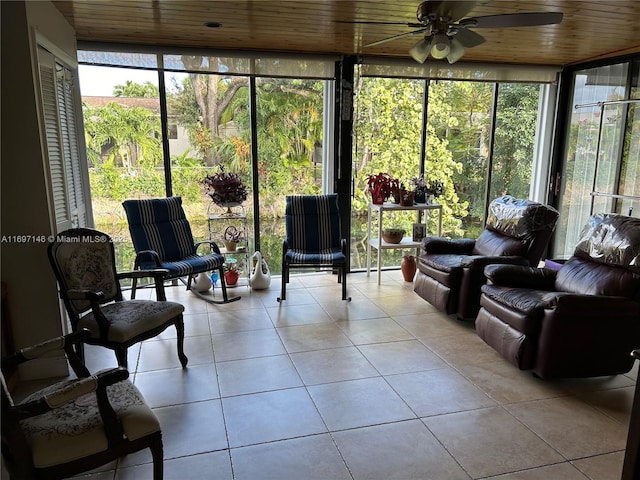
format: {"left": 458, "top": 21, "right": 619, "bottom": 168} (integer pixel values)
{"left": 419, "top": 254, "right": 466, "bottom": 274}
{"left": 479, "top": 292, "right": 543, "bottom": 335}
{"left": 556, "top": 256, "right": 640, "bottom": 298}
{"left": 473, "top": 230, "right": 527, "bottom": 257}
{"left": 417, "top": 255, "right": 463, "bottom": 287}
{"left": 481, "top": 285, "right": 549, "bottom": 318}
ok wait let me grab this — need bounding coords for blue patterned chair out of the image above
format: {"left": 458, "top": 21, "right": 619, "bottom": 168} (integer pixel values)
{"left": 278, "top": 194, "right": 350, "bottom": 302}
{"left": 122, "top": 196, "right": 240, "bottom": 304}
{"left": 1, "top": 329, "right": 163, "bottom": 479}
{"left": 48, "top": 227, "right": 188, "bottom": 369}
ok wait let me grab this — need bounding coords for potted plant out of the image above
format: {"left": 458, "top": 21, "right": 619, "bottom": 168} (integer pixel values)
{"left": 411, "top": 176, "right": 444, "bottom": 203}
{"left": 367, "top": 172, "right": 398, "bottom": 204}
{"left": 202, "top": 166, "right": 248, "bottom": 212}
{"left": 224, "top": 257, "right": 239, "bottom": 286}
{"left": 427, "top": 180, "right": 444, "bottom": 198}
{"left": 411, "top": 176, "right": 428, "bottom": 203}
{"left": 223, "top": 225, "right": 244, "bottom": 252}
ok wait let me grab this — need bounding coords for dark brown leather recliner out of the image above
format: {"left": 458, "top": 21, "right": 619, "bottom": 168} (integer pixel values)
{"left": 476, "top": 213, "right": 640, "bottom": 379}
{"left": 414, "top": 196, "right": 559, "bottom": 320}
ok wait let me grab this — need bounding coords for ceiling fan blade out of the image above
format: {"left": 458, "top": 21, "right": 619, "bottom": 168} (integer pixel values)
{"left": 337, "top": 20, "right": 424, "bottom": 28}
{"left": 460, "top": 12, "right": 563, "bottom": 29}
{"left": 447, "top": 38, "right": 466, "bottom": 64}
{"left": 433, "top": 1, "right": 478, "bottom": 22}
{"left": 364, "top": 28, "right": 428, "bottom": 48}
{"left": 453, "top": 27, "right": 485, "bottom": 48}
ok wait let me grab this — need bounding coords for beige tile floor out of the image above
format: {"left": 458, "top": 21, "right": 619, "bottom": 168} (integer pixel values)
{"left": 9, "top": 270, "right": 637, "bottom": 479}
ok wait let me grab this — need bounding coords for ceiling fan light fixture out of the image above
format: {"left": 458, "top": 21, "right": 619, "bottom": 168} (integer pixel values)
{"left": 409, "top": 38, "right": 431, "bottom": 63}
{"left": 446, "top": 38, "right": 466, "bottom": 64}
{"left": 430, "top": 32, "right": 451, "bottom": 59}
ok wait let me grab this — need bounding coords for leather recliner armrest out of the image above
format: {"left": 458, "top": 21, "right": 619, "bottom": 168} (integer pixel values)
{"left": 484, "top": 264, "right": 557, "bottom": 289}
{"left": 422, "top": 237, "right": 475, "bottom": 254}
{"left": 541, "top": 292, "right": 640, "bottom": 316}
{"left": 461, "top": 255, "right": 529, "bottom": 271}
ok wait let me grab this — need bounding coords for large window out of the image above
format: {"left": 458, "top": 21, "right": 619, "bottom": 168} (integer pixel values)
{"left": 352, "top": 60, "right": 556, "bottom": 272}
{"left": 351, "top": 76, "right": 427, "bottom": 270}
{"left": 77, "top": 48, "right": 561, "bottom": 275}
{"left": 77, "top": 50, "right": 335, "bottom": 274}
{"left": 79, "top": 63, "right": 162, "bottom": 271}
{"left": 164, "top": 66, "right": 251, "bottom": 247}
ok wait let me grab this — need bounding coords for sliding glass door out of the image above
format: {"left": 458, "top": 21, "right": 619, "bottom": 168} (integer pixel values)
{"left": 553, "top": 61, "right": 640, "bottom": 258}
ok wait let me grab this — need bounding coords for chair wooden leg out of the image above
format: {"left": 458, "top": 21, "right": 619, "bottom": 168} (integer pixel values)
{"left": 175, "top": 317, "right": 188, "bottom": 368}
{"left": 74, "top": 341, "right": 86, "bottom": 365}
{"left": 131, "top": 277, "right": 138, "bottom": 299}
{"left": 149, "top": 432, "right": 164, "bottom": 480}
{"left": 115, "top": 347, "right": 128, "bottom": 369}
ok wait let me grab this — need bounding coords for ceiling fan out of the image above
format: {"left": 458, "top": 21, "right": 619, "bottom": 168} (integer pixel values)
{"left": 343, "top": 1, "right": 563, "bottom": 64}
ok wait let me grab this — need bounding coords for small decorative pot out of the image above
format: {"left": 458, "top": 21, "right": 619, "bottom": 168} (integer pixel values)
{"left": 401, "top": 255, "right": 417, "bottom": 282}
{"left": 414, "top": 188, "right": 427, "bottom": 204}
{"left": 382, "top": 228, "right": 405, "bottom": 244}
{"left": 224, "top": 240, "right": 238, "bottom": 252}
{"left": 400, "top": 190, "right": 414, "bottom": 206}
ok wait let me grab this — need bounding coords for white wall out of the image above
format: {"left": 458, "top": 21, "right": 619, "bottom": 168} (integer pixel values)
{"left": 1, "top": 0, "right": 78, "bottom": 379}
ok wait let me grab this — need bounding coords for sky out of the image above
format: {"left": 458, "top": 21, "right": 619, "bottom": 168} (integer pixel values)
{"left": 78, "top": 65, "right": 179, "bottom": 97}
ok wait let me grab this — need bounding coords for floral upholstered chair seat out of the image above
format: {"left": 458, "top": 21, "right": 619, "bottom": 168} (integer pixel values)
{"left": 1, "top": 330, "right": 164, "bottom": 479}
{"left": 20, "top": 374, "right": 159, "bottom": 468}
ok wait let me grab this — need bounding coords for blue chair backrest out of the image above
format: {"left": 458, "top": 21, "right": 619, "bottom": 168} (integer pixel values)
{"left": 285, "top": 194, "right": 342, "bottom": 252}
{"left": 122, "top": 197, "right": 196, "bottom": 262}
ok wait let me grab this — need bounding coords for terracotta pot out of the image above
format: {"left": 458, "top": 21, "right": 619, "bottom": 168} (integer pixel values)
{"left": 401, "top": 255, "right": 417, "bottom": 282}
{"left": 224, "top": 240, "right": 238, "bottom": 252}
{"left": 224, "top": 269, "right": 239, "bottom": 286}
{"left": 382, "top": 228, "right": 404, "bottom": 244}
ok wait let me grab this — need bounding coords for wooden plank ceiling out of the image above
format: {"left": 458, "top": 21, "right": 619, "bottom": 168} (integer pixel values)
{"left": 52, "top": 0, "right": 640, "bottom": 66}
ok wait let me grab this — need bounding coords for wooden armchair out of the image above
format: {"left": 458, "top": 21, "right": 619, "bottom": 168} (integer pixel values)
{"left": 1, "top": 330, "right": 163, "bottom": 479}
{"left": 48, "top": 228, "right": 187, "bottom": 369}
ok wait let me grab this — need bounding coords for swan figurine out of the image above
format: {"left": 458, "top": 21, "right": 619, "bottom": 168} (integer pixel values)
{"left": 249, "top": 251, "right": 271, "bottom": 290}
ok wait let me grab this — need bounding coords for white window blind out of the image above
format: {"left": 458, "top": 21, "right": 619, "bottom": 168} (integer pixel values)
{"left": 38, "top": 45, "right": 89, "bottom": 230}
{"left": 77, "top": 49, "right": 338, "bottom": 80}
{"left": 360, "top": 56, "right": 560, "bottom": 83}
